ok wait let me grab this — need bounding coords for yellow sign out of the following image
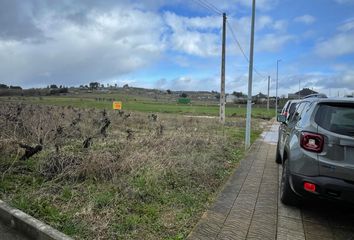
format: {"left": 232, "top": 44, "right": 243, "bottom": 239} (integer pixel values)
{"left": 113, "top": 101, "right": 122, "bottom": 110}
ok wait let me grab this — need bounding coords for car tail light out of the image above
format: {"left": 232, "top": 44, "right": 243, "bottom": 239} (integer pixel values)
{"left": 284, "top": 111, "right": 289, "bottom": 117}
{"left": 300, "top": 132, "right": 324, "bottom": 153}
{"left": 304, "top": 182, "right": 316, "bottom": 192}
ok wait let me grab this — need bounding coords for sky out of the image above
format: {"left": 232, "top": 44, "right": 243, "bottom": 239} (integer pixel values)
{"left": 1, "top": 0, "right": 354, "bottom": 97}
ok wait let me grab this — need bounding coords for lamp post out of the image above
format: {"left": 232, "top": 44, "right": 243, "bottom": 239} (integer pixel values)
{"left": 275, "top": 59, "right": 281, "bottom": 116}
{"left": 267, "top": 76, "right": 270, "bottom": 111}
{"left": 245, "top": 0, "right": 256, "bottom": 149}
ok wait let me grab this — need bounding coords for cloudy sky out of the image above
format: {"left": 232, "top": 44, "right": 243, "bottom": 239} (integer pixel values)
{"left": 1, "top": 0, "right": 354, "bottom": 96}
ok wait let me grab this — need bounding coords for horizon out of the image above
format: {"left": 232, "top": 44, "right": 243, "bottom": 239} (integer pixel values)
{"left": 1, "top": 82, "right": 341, "bottom": 98}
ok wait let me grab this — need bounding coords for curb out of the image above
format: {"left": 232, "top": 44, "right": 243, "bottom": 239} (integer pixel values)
{"left": 0, "top": 200, "right": 73, "bottom": 240}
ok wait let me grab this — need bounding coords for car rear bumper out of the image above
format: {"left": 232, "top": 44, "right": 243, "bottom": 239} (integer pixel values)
{"left": 290, "top": 173, "right": 354, "bottom": 204}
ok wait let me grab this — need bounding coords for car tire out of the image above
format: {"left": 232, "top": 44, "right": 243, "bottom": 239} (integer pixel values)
{"left": 280, "top": 160, "right": 300, "bottom": 206}
{"left": 275, "top": 143, "right": 282, "bottom": 164}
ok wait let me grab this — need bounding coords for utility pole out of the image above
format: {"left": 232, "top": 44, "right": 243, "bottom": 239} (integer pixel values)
{"left": 275, "top": 59, "right": 281, "bottom": 117}
{"left": 245, "top": 0, "right": 256, "bottom": 149}
{"left": 267, "top": 76, "right": 270, "bottom": 111}
{"left": 219, "top": 13, "right": 227, "bottom": 124}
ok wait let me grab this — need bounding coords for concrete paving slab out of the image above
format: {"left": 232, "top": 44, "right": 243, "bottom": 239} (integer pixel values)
{"left": 188, "top": 121, "right": 354, "bottom": 240}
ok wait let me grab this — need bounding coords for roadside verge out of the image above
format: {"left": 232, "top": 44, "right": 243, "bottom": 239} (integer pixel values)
{"left": 0, "top": 200, "right": 72, "bottom": 240}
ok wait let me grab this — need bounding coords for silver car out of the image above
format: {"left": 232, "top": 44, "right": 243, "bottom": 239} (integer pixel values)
{"left": 276, "top": 99, "right": 301, "bottom": 164}
{"left": 277, "top": 98, "right": 354, "bottom": 205}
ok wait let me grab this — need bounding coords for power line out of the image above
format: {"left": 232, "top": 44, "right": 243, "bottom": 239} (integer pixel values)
{"left": 227, "top": 20, "right": 249, "bottom": 63}
{"left": 191, "top": 0, "right": 222, "bottom": 15}
{"left": 226, "top": 19, "right": 265, "bottom": 79}
{"left": 200, "top": 0, "right": 223, "bottom": 15}
{"left": 191, "top": 0, "right": 266, "bottom": 79}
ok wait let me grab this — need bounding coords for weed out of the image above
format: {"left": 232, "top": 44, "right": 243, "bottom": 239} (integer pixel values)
{"left": 0, "top": 102, "right": 269, "bottom": 239}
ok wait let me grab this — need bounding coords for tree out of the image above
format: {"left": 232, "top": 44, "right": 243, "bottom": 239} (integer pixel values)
{"left": 0, "top": 83, "right": 9, "bottom": 89}
{"left": 232, "top": 91, "right": 244, "bottom": 98}
{"left": 167, "top": 89, "right": 172, "bottom": 94}
{"left": 10, "top": 86, "right": 22, "bottom": 90}
{"left": 50, "top": 84, "right": 58, "bottom": 89}
{"left": 123, "top": 84, "right": 129, "bottom": 89}
{"left": 180, "top": 92, "right": 188, "bottom": 98}
{"left": 89, "top": 82, "right": 100, "bottom": 90}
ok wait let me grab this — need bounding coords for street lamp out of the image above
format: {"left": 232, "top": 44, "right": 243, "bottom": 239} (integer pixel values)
{"left": 275, "top": 59, "right": 281, "bottom": 116}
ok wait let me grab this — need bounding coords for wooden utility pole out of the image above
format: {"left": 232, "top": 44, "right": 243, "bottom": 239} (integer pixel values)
{"left": 267, "top": 76, "right": 270, "bottom": 111}
{"left": 245, "top": 0, "right": 256, "bottom": 149}
{"left": 219, "top": 13, "right": 226, "bottom": 124}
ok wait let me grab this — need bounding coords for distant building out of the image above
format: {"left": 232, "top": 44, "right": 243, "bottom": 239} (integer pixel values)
{"left": 226, "top": 92, "right": 247, "bottom": 103}
{"left": 288, "top": 88, "right": 318, "bottom": 99}
{"left": 252, "top": 92, "right": 268, "bottom": 103}
{"left": 226, "top": 94, "right": 238, "bottom": 103}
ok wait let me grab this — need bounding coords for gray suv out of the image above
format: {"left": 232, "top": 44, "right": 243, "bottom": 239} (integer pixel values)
{"left": 276, "top": 99, "right": 301, "bottom": 164}
{"left": 277, "top": 98, "right": 354, "bottom": 205}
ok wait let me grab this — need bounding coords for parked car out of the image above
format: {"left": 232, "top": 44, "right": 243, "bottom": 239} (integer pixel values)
{"left": 276, "top": 98, "right": 354, "bottom": 205}
{"left": 280, "top": 99, "right": 301, "bottom": 119}
{"left": 276, "top": 99, "right": 301, "bottom": 163}
{"left": 303, "top": 93, "right": 327, "bottom": 99}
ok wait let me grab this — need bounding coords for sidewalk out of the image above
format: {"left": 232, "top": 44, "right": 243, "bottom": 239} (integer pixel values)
{"left": 188, "top": 122, "right": 354, "bottom": 240}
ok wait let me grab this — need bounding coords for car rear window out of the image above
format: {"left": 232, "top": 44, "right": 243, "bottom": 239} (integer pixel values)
{"left": 315, "top": 103, "right": 354, "bottom": 137}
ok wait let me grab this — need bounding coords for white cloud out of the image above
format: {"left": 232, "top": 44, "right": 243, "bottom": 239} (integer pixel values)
{"left": 226, "top": 15, "right": 290, "bottom": 56}
{"left": 276, "top": 70, "right": 354, "bottom": 97}
{"left": 164, "top": 12, "right": 221, "bottom": 57}
{"left": 257, "top": 16, "right": 273, "bottom": 29}
{"left": 294, "top": 15, "right": 316, "bottom": 25}
{"left": 187, "top": 0, "right": 279, "bottom": 14}
{"left": 0, "top": 6, "right": 166, "bottom": 87}
{"left": 256, "top": 34, "right": 294, "bottom": 52}
{"left": 338, "top": 18, "right": 354, "bottom": 32}
{"left": 235, "top": 0, "right": 279, "bottom": 11}
{"left": 257, "top": 16, "right": 288, "bottom": 32}
{"left": 154, "top": 76, "right": 220, "bottom": 91}
{"left": 315, "top": 18, "right": 354, "bottom": 57}
{"left": 315, "top": 33, "right": 354, "bottom": 57}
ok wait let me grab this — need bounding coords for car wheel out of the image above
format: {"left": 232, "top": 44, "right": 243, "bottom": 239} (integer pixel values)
{"left": 280, "top": 159, "right": 300, "bottom": 206}
{"left": 275, "top": 143, "right": 282, "bottom": 164}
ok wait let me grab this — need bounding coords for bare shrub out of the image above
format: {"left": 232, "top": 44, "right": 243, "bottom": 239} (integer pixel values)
{"left": 0, "top": 101, "right": 268, "bottom": 240}
{"left": 39, "top": 149, "right": 119, "bottom": 181}
{"left": 39, "top": 152, "right": 83, "bottom": 180}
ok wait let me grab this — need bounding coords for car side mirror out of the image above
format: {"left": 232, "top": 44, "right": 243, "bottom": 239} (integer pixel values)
{"left": 277, "top": 115, "right": 286, "bottom": 123}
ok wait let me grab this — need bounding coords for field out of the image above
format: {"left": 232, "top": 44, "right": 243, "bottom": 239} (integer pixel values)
{"left": 3, "top": 95, "right": 275, "bottom": 120}
{"left": 0, "top": 96, "right": 270, "bottom": 239}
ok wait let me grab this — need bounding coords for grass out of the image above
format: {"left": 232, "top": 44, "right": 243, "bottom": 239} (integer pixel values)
{"left": 0, "top": 101, "right": 268, "bottom": 239}
{"left": 1, "top": 96, "right": 274, "bottom": 119}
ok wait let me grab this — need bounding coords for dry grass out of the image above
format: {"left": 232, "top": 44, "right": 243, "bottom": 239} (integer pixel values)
{"left": 0, "top": 102, "right": 268, "bottom": 239}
